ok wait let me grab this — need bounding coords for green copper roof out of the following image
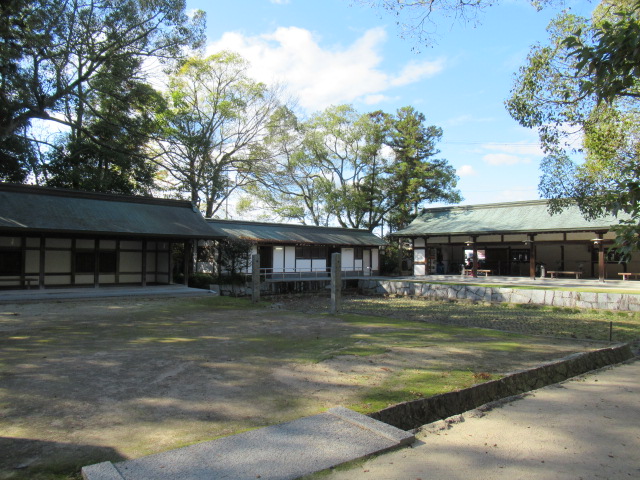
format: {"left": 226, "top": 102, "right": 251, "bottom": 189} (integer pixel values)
{"left": 206, "top": 219, "right": 386, "bottom": 246}
{"left": 394, "top": 200, "right": 622, "bottom": 237}
{"left": 0, "top": 183, "right": 222, "bottom": 239}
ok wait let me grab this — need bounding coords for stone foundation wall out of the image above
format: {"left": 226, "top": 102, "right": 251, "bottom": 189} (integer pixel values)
{"left": 369, "top": 344, "right": 635, "bottom": 431}
{"left": 358, "top": 279, "right": 640, "bottom": 311}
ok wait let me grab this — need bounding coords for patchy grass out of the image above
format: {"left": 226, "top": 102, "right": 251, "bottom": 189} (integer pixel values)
{"left": 280, "top": 295, "right": 640, "bottom": 342}
{"left": 0, "top": 296, "right": 606, "bottom": 480}
{"left": 350, "top": 369, "right": 499, "bottom": 413}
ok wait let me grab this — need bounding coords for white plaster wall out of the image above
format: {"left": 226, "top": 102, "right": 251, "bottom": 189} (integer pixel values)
{"left": 121, "top": 240, "right": 142, "bottom": 250}
{"left": 354, "top": 259, "right": 363, "bottom": 273}
{"left": 45, "top": 251, "right": 70, "bottom": 273}
{"left": 158, "top": 252, "right": 169, "bottom": 271}
{"left": 45, "top": 275, "right": 70, "bottom": 285}
{"left": 565, "top": 244, "right": 590, "bottom": 271}
{"left": 363, "top": 250, "right": 371, "bottom": 275}
{"left": 273, "top": 246, "right": 285, "bottom": 273}
{"left": 341, "top": 248, "right": 355, "bottom": 272}
{"left": 414, "top": 238, "right": 425, "bottom": 247}
{"left": 311, "top": 258, "right": 327, "bottom": 272}
{"left": 47, "top": 238, "right": 71, "bottom": 248}
{"left": 120, "top": 252, "right": 142, "bottom": 271}
{"left": 25, "top": 250, "right": 39, "bottom": 274}
{"left": 100, "top": 240, "right": 116, "bottom": 249}
{"left": 120, "top": 274, "right": 142, "bottom": 283}
{"left": 296, "top": 259, "right": 312, "bottom": 272}
{"left": 414, "top": 264, "right": 426, "bottom": 276}
{"left": 0, "top": 237, "right": 19, "bottom": 247}
{"left": 285, "top": 246, "right": 296, "bottom": 272}
{"left": 75, "top": 274, "right": 93, "bottom": 285}
{"left": 372, "top": 249, "right": 379, "bottom": 271}
{"left": 146, "top": 252, "right": 155, "bottom": 273}
{"left": 76, "top": 239, "right": 94, "bottom": 249}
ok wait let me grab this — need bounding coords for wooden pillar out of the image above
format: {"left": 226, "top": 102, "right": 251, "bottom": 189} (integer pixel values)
{"left": 141, "top": 239, "right": 147, "bottom": 287}
{"left": 252, "top": 254, "right": 261, "bottom": 303}
{"left": 38, "top": 236, "right": 45, "bottom": 289}
{"left": 528, "top": 234, "right": 536, "bottom": 279}
{"left": 94, "top": 238, "right": 100, "bottom": 288}
{"left": 596, "top": 233, "right": 605, "bottom": 282}
{"left": 471, "top": 236, "right": 478, "bottom": 278}
{"left": 330, "top": 253, "right": 342, "bottom": 314}
{"left": 183, "top": 240, "right": 191, "bottom": 286}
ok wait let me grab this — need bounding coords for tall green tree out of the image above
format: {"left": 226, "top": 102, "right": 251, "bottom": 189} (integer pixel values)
{"left": 155, "top": 52, "right": 282, "bottom": 217}
{"left": 507, "top": 1, "right": 640, "bottom": 254}
{"left": 44, "top": 54, "right": 165, "bottom": 194}
{"left": 245, "top": 104, "right": 460, "bottom": 231}
{"left": 0, "top": 0, "right": 205, "bottom": 185}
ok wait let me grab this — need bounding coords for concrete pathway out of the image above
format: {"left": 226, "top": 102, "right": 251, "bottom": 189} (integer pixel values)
{"left": 323, "top": 359, "right": 640, "bottom": 480}
{"left": 82, "top": 407, "right": 414, "bottom": 480}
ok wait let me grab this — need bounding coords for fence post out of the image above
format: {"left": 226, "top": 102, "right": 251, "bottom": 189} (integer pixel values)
{"left": 330, "top": 252, "right": 342, "bottom": 314}
{"left": 252, "top": 254, "right": 260, "bottom": 303}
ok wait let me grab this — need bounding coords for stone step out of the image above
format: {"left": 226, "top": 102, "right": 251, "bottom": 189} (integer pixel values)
{"left": 82, "top": 406, "right": 414, "bottom": 480}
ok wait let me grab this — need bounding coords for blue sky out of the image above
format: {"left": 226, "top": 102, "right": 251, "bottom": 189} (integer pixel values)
{"left": 186, "top": 0, "right": 595, "bottom": 209}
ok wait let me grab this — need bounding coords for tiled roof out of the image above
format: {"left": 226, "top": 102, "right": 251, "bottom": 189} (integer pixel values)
{"left": 394, "top": 200, "right": 621, "bottom": 236}
{"left": 206, "top": 219, "right": 386, "bottom": 246}
{"left": 0, "top": 183, "right": 222, "bottom": 239}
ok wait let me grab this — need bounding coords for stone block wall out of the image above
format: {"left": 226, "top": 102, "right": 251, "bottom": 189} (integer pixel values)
{"left": 358, "top": 279, "right": 640, "bottom": 311}
{"left": 369, "top": 344, "right": 634, "bottom": 431}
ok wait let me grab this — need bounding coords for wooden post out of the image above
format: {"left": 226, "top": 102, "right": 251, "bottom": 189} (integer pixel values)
{"left": 252, "top": 254, "right": 260, "bottom": 303}
{"left": 529, "top": 235, "right": 536, "bottom": 279}
{"left": 183, "top": 240, "right": 191, "bottom": 286}
{"left": 471, "top": 237, "right": 478, "bottom": 278}
{"left": 38, "top": 236, "right": 45, "bottom": 289}
{"left": 597, "top": 233, "right": 605, "bottom": 283}
{"left": 141, "top": 239, "right": 147, "bottom": 287}
{"left": 330, "top": 253, "right": 342, "bottom": 314}
{"left": 94, "top": 238, "right": 100, "bottom": 288}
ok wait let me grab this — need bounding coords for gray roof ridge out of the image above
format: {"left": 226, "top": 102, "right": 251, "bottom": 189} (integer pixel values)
{"left": 206, "top": 218, "right": 376, "bottom": 234}
{"left": 0, "top": 183, "right": 195, "bottom": 209}
{"left": 419, "top": 198, "right": 550, "bottom": 214}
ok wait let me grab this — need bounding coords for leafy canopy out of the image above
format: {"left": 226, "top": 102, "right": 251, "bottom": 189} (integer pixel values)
{"left": 507, "top": 0, "right": 640, "bottom": 254}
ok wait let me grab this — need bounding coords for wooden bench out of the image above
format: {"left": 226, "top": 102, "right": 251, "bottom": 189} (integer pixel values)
{"left": 618, "top": 273, "right": 640, "bottom": 281}
{"left": 547, "top": 271, "right": 582, "bottom": 279}
{"left": 462, "top": 268, "right": 492, "bottom": 276}
{"left": 0, "top": 277, "right": 39, "bottom": 289}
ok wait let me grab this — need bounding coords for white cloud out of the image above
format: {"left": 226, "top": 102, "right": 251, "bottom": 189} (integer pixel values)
{"left": 390, "top": 59, "right": 445, "bottom": 87}
{"left": 481, "top": 142, "right": 543, "bottom": 156}
{"left": 363, "top": 94, "right": 390, "bottom": 105}
{"left": 482, "top": 153, "right": 529, "bottom": 166}
{"left": 443, "top": 114, "right": 494, "bottom": 128}
{"left": 457, "top": 165, "right": 477, "bottom": 176}
{"left": 489, "top": 187, "right": 539, "bottom": 203}
{"left": 206, "top": 26, "right": 445, "bottom": 112}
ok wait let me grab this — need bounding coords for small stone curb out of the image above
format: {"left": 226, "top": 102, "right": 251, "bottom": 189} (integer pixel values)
{"left": 368, "top": 343, "right": 634, "bottom": 431}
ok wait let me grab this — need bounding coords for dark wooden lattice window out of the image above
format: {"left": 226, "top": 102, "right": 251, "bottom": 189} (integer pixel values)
{"left": 99, "top": 251, "right": 117, "bottom": 274}
{"left": 0, "top": 250, "right": 21, "bottom": 275}
{"left": 75, "top": 252, "right": 95, "bottom": 274}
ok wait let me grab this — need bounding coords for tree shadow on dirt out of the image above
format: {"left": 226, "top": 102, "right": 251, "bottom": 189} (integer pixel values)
{"left": 0, "top": 436, "right": 125, "bottom": 479}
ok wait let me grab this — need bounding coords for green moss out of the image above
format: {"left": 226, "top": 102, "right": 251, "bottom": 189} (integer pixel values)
{"left": 349, "top": 368, "right": 499, "bottom": 413}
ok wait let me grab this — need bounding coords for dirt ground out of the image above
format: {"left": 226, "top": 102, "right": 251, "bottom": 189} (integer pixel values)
{"left": 0, "top": 295, "right": 605, "bottom": 479}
